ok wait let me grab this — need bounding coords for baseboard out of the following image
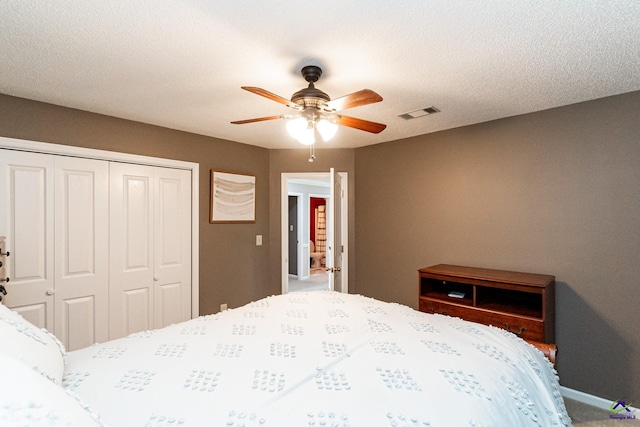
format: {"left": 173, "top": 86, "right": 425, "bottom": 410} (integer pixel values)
{"left": 561, "top": 386, "right": 638, "bottom": 413}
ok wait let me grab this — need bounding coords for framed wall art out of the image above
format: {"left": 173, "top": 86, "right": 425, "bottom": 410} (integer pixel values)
{"left": 210, "top": 170, "right": 256, "bottom": 223}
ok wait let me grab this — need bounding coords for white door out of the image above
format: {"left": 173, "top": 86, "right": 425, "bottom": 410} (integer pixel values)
{"left": 327, "top": 168, "right": 343, "bottom": 292}
{"left": 0, "top": 151, "right": 109, "bottom": 350}
{"left": 54, "top": 156, "right": 109, "bottom": 350}
{"left": 281, "top": 172, "right": 347, "bottom": 294}
{"left": 0, "top": 150, "right": 54, "bottom": 328}
{"left": 153, "top": 167, "right": 191, "bottom": 329}
{"left": 110, "top": 163, "right": 192, "bottom": 338}
{"left": 109, "top": 162, "right": 154, "bottom": 339}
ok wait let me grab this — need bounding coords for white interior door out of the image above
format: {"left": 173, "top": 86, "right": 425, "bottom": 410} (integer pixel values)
{"left": 109, "top": 162, "right": 154, "bottom": 339}
{"left": 327, "top": 168, "right": 343, "bottom": 292}
{"left": 0, "top": 150, "right": 54, "bottom": 329}
{"left": 281, "top": 172, "right": 347, "bottom": 294}
{"left": 54, "top": 156, "right": 109, "bottom": 350}
{"left": 153, "top": 167, "right": 191, "bottom": 329}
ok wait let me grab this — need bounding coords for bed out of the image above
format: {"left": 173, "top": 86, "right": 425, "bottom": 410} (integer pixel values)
{"left": 1, "top": 291, "right": 570, "bottom": 426}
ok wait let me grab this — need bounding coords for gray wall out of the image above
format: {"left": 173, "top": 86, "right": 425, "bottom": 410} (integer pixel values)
{"left": 0, "top": 93, "right": 272, "bottom": 316}
{"left": 268, "top": 149, "right": 356, "bottom": 292}
{"left": 0, "top": 94, "right": 356, "bottom": 312}
{"left": 354, "top": 90, "right": 640, "bottom": 401}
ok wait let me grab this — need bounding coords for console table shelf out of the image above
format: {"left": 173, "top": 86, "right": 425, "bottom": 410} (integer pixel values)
{"left": 418, "top": 264, "right": 556, "bottom": 349}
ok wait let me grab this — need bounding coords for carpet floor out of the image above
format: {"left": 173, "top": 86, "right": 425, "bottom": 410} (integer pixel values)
{"left": 565, "top": 397, "right": 639, "bottom": 426}
{"left": 288, "top": 272, "right": 329, "bottom": 292}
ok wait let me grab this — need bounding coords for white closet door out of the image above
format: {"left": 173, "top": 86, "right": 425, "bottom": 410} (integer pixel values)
{"left": 109, "top": 162, "right": 154, "bottom": 339}
{"left": 0, "top": 150, "right": 54, "bottom": 329}
{"left": 153, "top": 167, "right": 191, "bottom": 328}
{"left": 54, "top": 156, "right": 109, "bottom": 350}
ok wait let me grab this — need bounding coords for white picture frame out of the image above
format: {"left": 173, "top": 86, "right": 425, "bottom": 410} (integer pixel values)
{"left": 210, "top": 170, "right": 256, "bottom": 223}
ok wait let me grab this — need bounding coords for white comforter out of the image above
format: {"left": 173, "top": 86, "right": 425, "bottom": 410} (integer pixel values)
{"left": 65, "top": 291, "right": 570, "bottom": 426}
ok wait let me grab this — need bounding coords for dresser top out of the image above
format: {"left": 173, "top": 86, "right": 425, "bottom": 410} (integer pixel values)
{"left": 419, "top": 264, "right": 554, "bottom": 288}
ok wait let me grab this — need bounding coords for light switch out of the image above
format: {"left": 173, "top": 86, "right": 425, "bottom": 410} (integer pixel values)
{"left": 256, "top": 235, "right": 262, "bottom": 246}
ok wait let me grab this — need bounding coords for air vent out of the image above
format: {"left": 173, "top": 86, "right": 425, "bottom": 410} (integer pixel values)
{"left": 398, "top": 107, "right": 440, "bottom": 120}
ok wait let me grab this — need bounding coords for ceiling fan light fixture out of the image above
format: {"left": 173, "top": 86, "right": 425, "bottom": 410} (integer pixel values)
{"left": 297, "top": 126, "right": 315, "bottom": 145}
{"left": 287, "top": 117, "right": 315, "bottom": 145}
{"left": 286, "top": 116, "right": 307, "bottom": 137}
{"left": 317, "top": 118, "right": 338, "bottom": 142}
{"left": 233, "top": 65, "right": 386, "bottom": 156}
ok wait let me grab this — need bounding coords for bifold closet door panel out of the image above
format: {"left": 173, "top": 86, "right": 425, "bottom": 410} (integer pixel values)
{"left": 109, "top": 162, "right": 154, "bottom": 340}
{"left": 2, "top": 148, "right": 194, "bottom": 345}
{"left": 54, "top": 156, "right": 109, "bottom": 351}
{"left": 0, "top": 150, "right": 54, "bottom": 329}
{"left": 153, "top": 167, "right": 191, "bottom": 329}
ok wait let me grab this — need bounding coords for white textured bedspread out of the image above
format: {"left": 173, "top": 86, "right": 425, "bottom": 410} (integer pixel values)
{"left": 65, "top": 291, "right": 570, "bottom": 426}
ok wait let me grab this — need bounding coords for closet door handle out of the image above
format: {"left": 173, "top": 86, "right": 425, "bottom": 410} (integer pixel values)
{"left": 46, "top": 289, "right": 55, "bottom": 296}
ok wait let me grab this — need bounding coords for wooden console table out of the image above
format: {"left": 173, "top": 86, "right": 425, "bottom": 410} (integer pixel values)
{"left": 418, "top": 264, "right": 557, "bottom": 364}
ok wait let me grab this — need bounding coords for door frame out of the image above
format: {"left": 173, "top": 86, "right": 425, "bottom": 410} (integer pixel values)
{"left": 281, "top": 172, "right": 348, "bottom": 294}
{"left": 287, "top": 193, "right": 303, "bottom": 278}
{"left": 0, "top": 136, "right": 200, "bottom": 317}
{"left": 308, "top": 192, "right": 328, "bottom": 279}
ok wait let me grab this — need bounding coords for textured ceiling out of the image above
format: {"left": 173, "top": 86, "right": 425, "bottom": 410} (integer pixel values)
{"left": 1, "top": 1, "right": 639, "bottom": 149}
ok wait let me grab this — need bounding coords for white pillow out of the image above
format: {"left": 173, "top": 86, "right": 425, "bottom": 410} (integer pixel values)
{"left": 0, "top": 303, "right": 66, "bottom": 384}
{"left": 0, "top": 355, "right": 103, "bottom": 426}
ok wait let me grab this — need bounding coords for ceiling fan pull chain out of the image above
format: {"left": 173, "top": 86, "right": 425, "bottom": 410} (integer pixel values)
{"left": 308, "top": 143, "right": 316, "bottom": 162}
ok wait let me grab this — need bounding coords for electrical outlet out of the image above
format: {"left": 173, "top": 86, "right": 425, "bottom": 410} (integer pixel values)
{"left": 220, "top": 303, "right": 227, "bottom": 312}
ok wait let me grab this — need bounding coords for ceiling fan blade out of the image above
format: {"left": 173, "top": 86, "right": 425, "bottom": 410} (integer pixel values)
{"left": 231, "top": 115, "right": 283, "bottom": 125}
{"left": 336, "top": 115, "right": 386, "bottom": 134}
{"left": 325, "top": 89, "right": 383, "bottom": 111}
{"left": 241, "top": 87, "right": 300, "bottom": 109}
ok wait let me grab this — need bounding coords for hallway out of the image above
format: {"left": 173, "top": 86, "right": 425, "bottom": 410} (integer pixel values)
{"left": 288, "top": 272, "right": 329, "bottom": 292}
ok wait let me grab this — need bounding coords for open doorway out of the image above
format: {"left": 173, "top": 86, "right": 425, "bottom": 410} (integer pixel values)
{"left": 309, "top": 196, "right": 327, "bottom": 276}
{"left": 281, "top": 172, "right": 348, "bottom": 294}
{"left": 288, "top": 194, "right": 301, "bottom": 277}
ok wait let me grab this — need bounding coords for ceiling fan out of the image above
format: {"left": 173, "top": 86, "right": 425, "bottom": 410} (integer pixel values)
{"left": 231, "top": 65, "right": 386, "bottom": 147}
